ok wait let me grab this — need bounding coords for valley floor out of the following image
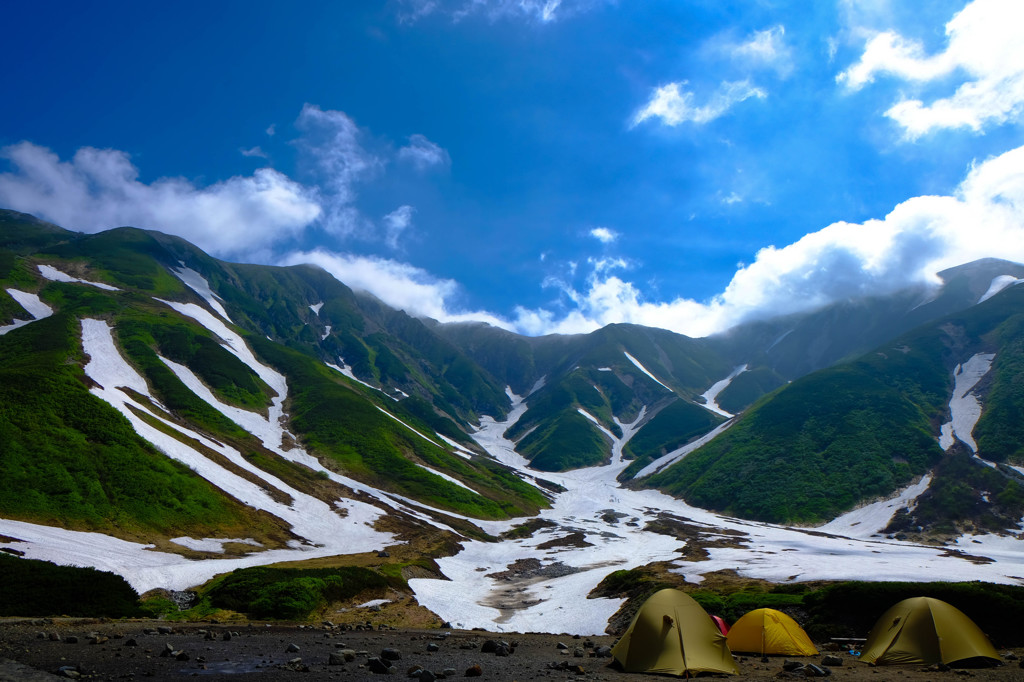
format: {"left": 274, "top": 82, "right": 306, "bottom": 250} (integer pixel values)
{"left": 1, "top": 619, "right": 1023, "bottom": 682}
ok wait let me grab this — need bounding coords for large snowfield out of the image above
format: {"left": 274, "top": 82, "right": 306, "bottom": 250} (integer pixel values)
{"left": 1, "top": 274, "right": 1023, "bottom": 635}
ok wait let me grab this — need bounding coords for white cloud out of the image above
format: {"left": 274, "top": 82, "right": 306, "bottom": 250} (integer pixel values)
{"left": 632, "top": 80, "right": 767, "bottom": 127}
{"left": 241, "top": 146, "right": 268, "bottom": 158}
{"left": 281, "top": 249, "right": 513, "bottom": 329}
{"left": 398, "top": 134, "right": 451, "bottom": 170}
{"left": 512, "top": 143, "right": 1024, "bottom": 337}
{"left": 0, "top": 142, "right": 321, "bottom": 259}
{"left": 838, "top": 0, "right": 1024, "bottom": 138}
{"left": 266, "top": 124, "right": 277, "bottom": 136}
{"left": 730, "top": 25, "right": 792, "bottom": 76}
{"left": 589, "top": 226, "right": 618, "bottom": 243}
{"left": 383, "top": 205, "right": 415, "bottom": 248}
{"left": 294, "top": 103, "right": 384, "bottom": 236}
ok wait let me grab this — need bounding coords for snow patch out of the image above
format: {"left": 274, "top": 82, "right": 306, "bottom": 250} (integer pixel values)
{"left": 817, "top": 475, "right": 932, "bottom": 538}
{"left": 945, "top": 353, "right": 996, "bottom": 453}
{"left": 321, "top": 325, "right": 332, "bottom": 340}
{"left": 310, "top": 301, "right": 324, "bottom": 314}
{"left": 635, "top": 420, "right": 735, "bottom": 478}
{"left": 978, "top": 275, "right": 1023, "bottom": 304}
{"left": 699, "top": 364, "right": 748, "bottom": 418}
{"left": 623, "top": 352, "right": 672, "bottom": 392}
{"left": 170, "top": 537, "right": 263, "bottom": 553}
{"left": 171, "top": 267, "right": 231, "bottom": 322}
{"left": 0, "top": 289, "right": 53, "bottom": 335}
{"left": 38, "top": 264, "right": 118, "bottom": 290}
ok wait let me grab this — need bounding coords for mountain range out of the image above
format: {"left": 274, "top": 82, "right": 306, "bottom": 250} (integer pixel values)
{"left": 2, "top": 208, "right": 1023, "bottom": 629}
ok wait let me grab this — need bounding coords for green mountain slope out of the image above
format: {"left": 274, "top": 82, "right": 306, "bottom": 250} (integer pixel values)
{"left": 645, "top": 283, "right": 1024, "bottom": 526}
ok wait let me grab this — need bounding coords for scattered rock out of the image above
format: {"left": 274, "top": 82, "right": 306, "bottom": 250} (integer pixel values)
{"left": 556, "top": 642, "right": 569, "bottom": 650}
{"left": 594, "top": 645, "right": 612, "bottom": 658}
{"left": 821, "top": 655, "right": 843, "bottom": 667}
{"left": 426, "top": 643, "right": 440, "bottom": 652}
{"left": 418, "top": 670, "right": 437, "bottom": 682}
{"left": 64, "top": 636, "right": 78, "bottom": 644}
{"left": 464, "top": 663, "right": 482, "bottom": 677}
{"left": 123, "top": 638, "right": 138, "bottom": 647}
{"left": 367, "top": 656, "right": 395, "bottom": 674}
{"left": 286, "top": 642, "right": 301, "bottom": 653}
{"left": 329, "top": 652, "right": 348, "bottom": 666}
{"left": 381, "top": 647, "right": 402, "bottom": 661}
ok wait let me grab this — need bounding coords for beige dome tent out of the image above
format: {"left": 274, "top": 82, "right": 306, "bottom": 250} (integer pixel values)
{"left": 727, "top": 608, "right": 818, "bottom": 656}
{"left": 611, "top": 588, "right": 738, "bottom": 676}
{"left": 860, "top": 596, "right": 1000, "bottom": 666}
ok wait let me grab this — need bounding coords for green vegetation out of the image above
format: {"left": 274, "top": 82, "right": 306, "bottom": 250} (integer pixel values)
{"left": 621, "top": 398, "right": 724, "bottom": 478}
{"left": 0, "top": 312, "right": 260, "bottom": 537}
{"left": 802, "top": 581, "right": 1024, "bottom": 645}
{"left": 45, "top": 227, "right": 184, "bottom": 294}
{"left": 204, "top": 565, "right": 393, "bottom": 620}
{"left": 249, "top": 336, "right": 547, "bottom": 518}
{"left": 648, "top": 354, "right": 946, "bottom": 524}
{"left": 886, "top": 453, "right": 1024, "bottom": 536}
{"left": 975, "top": 315, "right": 1024, "bottom": 463}
{"left": 118, "top": 312, "right": 272, "bottom": 412}
{"left": 517, "top": 410, "right": 610, "bottom": 471}
{"left": 0, "top": 553, "right": 142, "bottom": 617}
{"left": 715, "top": 366, "right": 786, "bottom": 415}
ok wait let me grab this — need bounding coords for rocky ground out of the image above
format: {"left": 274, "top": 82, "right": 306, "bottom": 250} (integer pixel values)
{"left": 2, "top": 619, "right": 1023, "bottom": 682}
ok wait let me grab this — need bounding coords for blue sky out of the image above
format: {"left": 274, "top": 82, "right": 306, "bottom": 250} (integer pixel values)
{"left": 2, "top": 0, "right": 1023, "bottom": 337}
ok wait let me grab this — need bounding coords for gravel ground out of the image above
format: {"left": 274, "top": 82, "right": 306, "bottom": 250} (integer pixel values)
{"left": 2, "top": 619, "right": 1024, "bottom": 681}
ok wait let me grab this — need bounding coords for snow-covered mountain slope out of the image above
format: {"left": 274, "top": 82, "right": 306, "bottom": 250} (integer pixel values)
{"left": 2, "top": 211, "right": 1024, "bottom": 634}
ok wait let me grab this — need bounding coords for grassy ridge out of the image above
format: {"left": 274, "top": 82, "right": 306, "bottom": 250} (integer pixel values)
{"left": 0, "top": 312, "right": 257, "bottom": 536}
{"left": 647, "top": 359, "right": 944, "bottom": 524}
{"left": 975, "top": 315, "right": 1024, "bottom": 463}
{"left": 621, "top": 398, "right": 725, "bottom": 478}
{"left": 249, "top": 336, "right": 547, "bottom": 518}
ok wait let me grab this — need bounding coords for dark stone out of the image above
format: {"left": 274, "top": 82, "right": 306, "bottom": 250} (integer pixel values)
{"left": 329, "top": 652, "right": 348, "bottom": 666}
{"left": 222, "top": 631, "right": 232, "bottom": 641}
{"left": 367, "top": 657, "right": 395, "bottom": 674}
{"left": 378, "top": 550, "right": 390, "bottom": 558}
{"left": 804, "top": 664, "right": 831, "bottom": 677}
{"left": 407, "top": 664, "right": 424, "bottom": 676}
{"left": 48, "top": 632, "right": 61, "bottom": 642}
{"left": 286, "top": 643, "right": 301, "bottom": 653}
{"left": 821, "top": 655, "right": 843, "bottom": 667}
{"left": 157, "top": 626, "right": 173, "bottom": 635}
{"left": 64, "top": 636, "right": 78, "bottom": 644}
{"left": 782, "top": 660, "right": 804, "bottom": 672}
{"left": 175, "top": 651, "right": 190, "bottom": 661}
{"left": 123, "top": 638, "right": 138, "bottom": 647}
{"left": 556, "top": 642, "right": 569, "bottom": 650}
{"left": 381, "top": 647, "right": 402, "bottom": 660}
{"left": 464, "top": 664, "right": 483, "bottom": 677}
{"left": 418, "top": 670, "right": 437, "bottom": 682}
{"left": 159, "top": 643, "right": 174, "bottom": 657}
{"left": 594, "top": 646, "right": 613, "bottom": 658}
{"left": 426, "top": 643, "right": 440, "bottom": 652}
{"left": 481, "top": 640, "right": 498, "bottom": 653}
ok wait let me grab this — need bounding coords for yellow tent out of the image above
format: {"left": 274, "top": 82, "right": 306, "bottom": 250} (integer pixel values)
{"left": 726, "top": 608, "right": 818, "bottom": 656}
{"left": 611, "top": 588, "right": 738, "bottom": 676}
{"left": 860, "top": 597, "right": 1000, "bottom": 666}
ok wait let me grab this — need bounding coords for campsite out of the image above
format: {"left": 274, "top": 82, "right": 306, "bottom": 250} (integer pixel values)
{"left": 1, "top": 616, "right": 1022, "bottom": 681}
{"left": 2, "top": 587, "right": 1022, "bottom": 680}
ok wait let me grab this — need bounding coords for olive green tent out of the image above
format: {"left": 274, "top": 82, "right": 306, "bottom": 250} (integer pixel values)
{"left": 727, "top": 608, "right": 818, "bottom": 656}
{"left": 861, "top": 597, "right": 1000, "bottom": 666}
{"left": 611, "top": 588, "right": 738, "bottom": 676}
